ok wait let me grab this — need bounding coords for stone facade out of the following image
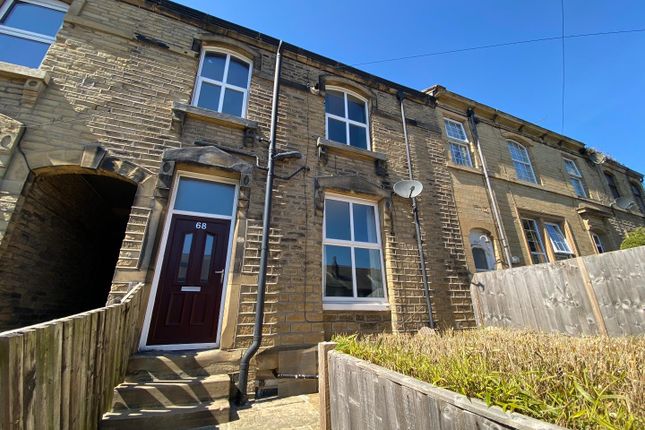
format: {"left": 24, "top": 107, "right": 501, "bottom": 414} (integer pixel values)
{"left": 0, "top": 0, "right": 474, "bottom": 393}
{"left": 427, "top": 86, "right": 645, "bottom": 273}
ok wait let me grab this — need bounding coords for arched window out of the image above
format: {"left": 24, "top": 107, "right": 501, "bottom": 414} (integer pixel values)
{"left": 325, "top": 88, "right": 370, "bottom": 150}
{"left": 193, "top": 49, "right": 252, "bottom": 118}
{"left": 469, "top": 229, "right": 495, "bottom": 272}
{"left": 507, "top": 140, "right": 537, "bottom": 183}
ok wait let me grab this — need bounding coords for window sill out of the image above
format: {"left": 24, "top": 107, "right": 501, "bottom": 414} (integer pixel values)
{"left": 317, "top": 137, "right": 386, "bottom": 162}
{"left": 0, "top": 61, "right": 50, "bottom": 83}
{"left": 172, "top": 102, "right": 258, "bottom": 131}
{"left": 323, "top": 302, "right": 390, "bottom": 311}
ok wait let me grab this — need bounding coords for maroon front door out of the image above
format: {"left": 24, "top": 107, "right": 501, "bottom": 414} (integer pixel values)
{"left": 148, "top": 215, "right": 230, "bottom": 345}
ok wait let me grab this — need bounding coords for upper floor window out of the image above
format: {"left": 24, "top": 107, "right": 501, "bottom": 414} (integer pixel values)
{"left": 325, "top": 88, "right": 370, "bottom": 150}
{"left": 563, "top": 159, "right": 586, "bottom": 198}
{"left": 508, "top": 141, "right": 537, "bottom": 183}
{"left": 544, "top": 222, "right": 574, "bottom": 260}
{"left": 444, "top": 119, "right": 473, "bottom": 167}
{"left": 521, "top": 218, "right": 547, "bottom": 264}
{"left": 193, "top": 50, "right": 252, "bottom": 118}
{"left": 630, "top": 182, "right": 645, "bottom": 213}
{"left": 323, "top": 196, "right": 385, "bottom": 304}
{"left": 604, "top": 172, "right": 620, "bottom": 199}
{"left": 0, "top": 0, "right": 67, "bottom": 69}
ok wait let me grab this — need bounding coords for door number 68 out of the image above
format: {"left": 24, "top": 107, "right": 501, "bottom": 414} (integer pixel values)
{"left": 195, "top": 222, "right": 207, "bottom": 230}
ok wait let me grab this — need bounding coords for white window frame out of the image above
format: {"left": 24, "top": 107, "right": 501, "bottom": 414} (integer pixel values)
{"left": 139, "top": 171, "right": 239, "bottom": 351}
{"left": 521, "top": 218, "right": 548, "bottom": 264}
{"left": 469, "top": 230, "right": 495, "bottom": 272}
{"left": 322, "top": 194, "right": 387, "bottom": 311}
{"left": 508, "top": 140, "right": 537, "bottom": 184}
{"left": 591, "top": 232, "right": 605, "bottom": 254}
{"left": 191, "top": 48, "right": 253, "bottom": 118}
{"left": 0, "top": 0, "right": 68, "bottom": 67}
{"left": 444, "top": 118, "right": 468, "bottom": 142}
{"left": 324, "top": 86, "right": 371, "bottom": 150}
{"left": 449, "top": 142, "right": 473, "bottom": 167}
{"left": 544, "top": 222, "right": 574, "bottom": 256}
{"left": 563, "top": 158, "right": 587, "bottom": 198}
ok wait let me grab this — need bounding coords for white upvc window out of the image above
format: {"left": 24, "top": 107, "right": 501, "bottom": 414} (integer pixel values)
{"left": 322, "top": 195, "right": 387, "bottom": 309}
{"left": 192, "top": 49, "right": 252, "bottom": 118}
{"left": 0, "top": 0, "right": 67, "bottom": 69}
{"left": 563, "top": 159, "right": 587, "bottom": 198}
{"left": 591, "top": 233, "right": 605, "bottom": 254}
{"left": 545, "top": 222, "right": 574, "bottom": 258}
{"left": 521, "top": 218, "right": 547, "bottom": 264}
{"left": 508, "top": 140, "right": 537, "bottom": 183}
{"left": 325, "top": 88, "right": 370, "bottom": 150}
{"left": 444, "top": 119, "right": 473, "bottom": 167}
{"left": 444, "top": 118, "right": 468, "bottom": 142}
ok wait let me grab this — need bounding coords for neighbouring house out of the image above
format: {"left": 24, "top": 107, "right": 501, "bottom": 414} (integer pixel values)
{"left": 0, "top": 0, "right": 643, "bottom": 418}
{"left": 0, "top": 0, "right": 475, "bottom": 404}
{"left": 426, "top": 86, "right": 645, "bottom": 274}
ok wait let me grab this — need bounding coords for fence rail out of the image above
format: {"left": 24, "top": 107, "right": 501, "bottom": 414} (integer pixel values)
{"left": 471, "top": 247, "right": 645, "bottom": 336}
{"left": 0, "top": 284, "right": 146, "bottom": 430}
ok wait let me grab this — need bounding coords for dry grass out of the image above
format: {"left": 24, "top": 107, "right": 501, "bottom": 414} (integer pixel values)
{"left": 334, "top": 328, "right": 644, "bottom": 429}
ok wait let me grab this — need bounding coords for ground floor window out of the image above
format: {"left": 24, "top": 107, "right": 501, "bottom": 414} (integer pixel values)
{"left": 544, "top": 222, "right": 574, "bottom": 260}
{"left": 591, "top": 232, "right": 606, "bottom": 254}
{"left": 469, "top": 229, "right": 495, "bottom": 272}
{"left": 521, "top": 216, "right": 576, "bottom": 264}
{"left": 521, "top": 218, "right": 548, "bottom": 264}
{"left": 322, "top": 195, "right": 386, "bottom": 305}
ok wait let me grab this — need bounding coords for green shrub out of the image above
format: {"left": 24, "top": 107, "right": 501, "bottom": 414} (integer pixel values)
{"left": 620, "top": 227, "right": 645, "bottom": 250}
{"left": 334, "top": 328, "right": 644, "bottom": 429}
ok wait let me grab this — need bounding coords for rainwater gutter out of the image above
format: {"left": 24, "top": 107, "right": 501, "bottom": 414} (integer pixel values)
{"left": 466, "top": 108, "right": 513, "bottom": 268}
{"left": 236, "top": 40, "right": 284, "bottom": 404}
{"left": 397, "top": 91, "right": 435, "bottom": 329}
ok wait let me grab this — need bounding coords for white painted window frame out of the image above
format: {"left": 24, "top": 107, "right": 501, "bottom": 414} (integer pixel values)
{"left": 322, "top": 194, "right": 388, "bottom": 311}
{"left": 444, "top": 118, "right": 468, "bottom": 142}
{"left": 563, "top": 158, "right": 587, "bottom": 198}
{"left": 0, "top": 0, "right": 68, "bottom": 67}
{"left": 191, "top": 47, "right": 253, "bottom": 118}
{"left": 324, "top": 86, "right": 371, "bottom": 150}
{"left": 591, "top": 232, "right": 605, "bottom": 254}
{"left": 508, "top": 140, "right": 538, "bottom": 184}
{"left": 449, "top": 142, "right": 473, "bottom": 167}
{"left": 521, "top": 218, "right": 547, "bottom": 264}
{"left": 544, "top": 222, "right": 574, "bottom": 256}
{"left": 139, "top": 171, "right": 239, "bottom": 351}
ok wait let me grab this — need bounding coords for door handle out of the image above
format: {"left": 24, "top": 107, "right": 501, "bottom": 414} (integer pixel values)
{"left": 214, "top": 270, "right": 225, "bottom": 281}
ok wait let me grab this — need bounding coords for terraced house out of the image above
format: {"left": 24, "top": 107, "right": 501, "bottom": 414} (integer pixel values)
{"left": 427, "top": 86, "right": 645, "bottom": 274}
{"left": 0, "top": 0, "right": 643, "bottom": 427}
{"left": 0, "top": 0, "right": 474, "bottom": 423}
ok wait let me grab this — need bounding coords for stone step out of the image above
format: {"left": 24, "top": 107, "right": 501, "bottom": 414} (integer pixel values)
{"left": 100, "top": 398, "right": 231, "bottom": 430}
{"left": 125, "top": 349, "right": 241, "bottom": 382}
{"left": 112, "top": 374, "right": 231, "bottom": 410}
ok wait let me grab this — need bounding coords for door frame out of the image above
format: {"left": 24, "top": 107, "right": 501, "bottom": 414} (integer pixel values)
{"left": 139, "top": 171, "right": 239, "bottom": 351}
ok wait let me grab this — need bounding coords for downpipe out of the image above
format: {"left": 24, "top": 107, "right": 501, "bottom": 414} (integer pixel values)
{"left": 237, "top": 40, "right": 284, "bottom": 404}
{"left": 397, "top": 92, "right": 435, "bottom": 329}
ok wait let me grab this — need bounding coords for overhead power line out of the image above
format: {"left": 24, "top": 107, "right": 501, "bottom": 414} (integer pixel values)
{"left": 350, "top": 28, "right": 645, "bottom": 67}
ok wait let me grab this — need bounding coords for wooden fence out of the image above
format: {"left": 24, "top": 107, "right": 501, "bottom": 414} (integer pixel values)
{"left": 471, "top": 246, "right": 645, "bottom": 337}
{"left": 0, "top": 284, "right": 146, "bottom": 430}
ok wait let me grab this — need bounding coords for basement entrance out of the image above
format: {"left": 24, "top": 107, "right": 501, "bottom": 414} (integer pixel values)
{"left": 0, "top": 171, "right": 136, "bottom": 329}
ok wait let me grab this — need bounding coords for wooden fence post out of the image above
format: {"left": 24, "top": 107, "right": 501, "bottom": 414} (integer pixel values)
{"left": 576, "top": 257, "right": 608, "bottom": 336}
{"left": 318, "top": 341, "right": 337, "bottom": 430}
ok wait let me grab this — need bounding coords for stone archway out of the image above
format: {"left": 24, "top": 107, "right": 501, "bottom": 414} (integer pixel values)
{"left": 0, "top": 145, "right": 153, "bottom": 330}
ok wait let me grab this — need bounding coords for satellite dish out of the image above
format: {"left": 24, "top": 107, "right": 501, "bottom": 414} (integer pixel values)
{"left": 393, "top": 180, "right": 423, "bottom": 199}
{"left": 588, "top": 149, "right": 607, "bottom": 165}
{"left": 613, "top": 197, "right": 637, "bottom": 210}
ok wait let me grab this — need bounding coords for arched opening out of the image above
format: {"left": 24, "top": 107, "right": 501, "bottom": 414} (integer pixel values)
{"left": 469, "top": 229, "right": 496, "bottom": 272}
{"left": 0, "top": 170, "right": 137, "bottom": 329}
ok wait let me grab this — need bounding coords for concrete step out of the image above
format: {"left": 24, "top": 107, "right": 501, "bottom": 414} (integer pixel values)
{"left": 112, "top": 374, "right": 231, "bottom": 410}
{"left": 125, "top": 349, "right": 241, "bottom": 382}
{"left": 100, "top": 398, "right": 231, "bottom": 430}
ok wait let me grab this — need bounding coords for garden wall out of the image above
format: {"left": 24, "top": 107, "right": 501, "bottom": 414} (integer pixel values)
{"left": 470, "top": 246, "right": 645, "bottom": 336}
{"left": 323, "top": 349, "right": 562, "bottom": 430}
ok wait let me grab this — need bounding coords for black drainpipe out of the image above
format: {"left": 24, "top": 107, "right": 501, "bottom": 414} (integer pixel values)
{"left": 237, "top": 40, "right": 283, "bottom": 403}
{"left": 397, "top": 91, "right": 435, "bottom": 329}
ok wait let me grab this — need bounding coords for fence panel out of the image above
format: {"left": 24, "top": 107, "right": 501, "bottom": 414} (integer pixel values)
{"left": 471, "top": 247, "right": 645, "bottom": 336}
{"left": 0, "top": 284, "right": 145, "bottom": 430}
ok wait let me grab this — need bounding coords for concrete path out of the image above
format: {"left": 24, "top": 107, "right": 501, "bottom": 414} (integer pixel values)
{"left": 195, "top": 394, "right": 320, "bottom": 430}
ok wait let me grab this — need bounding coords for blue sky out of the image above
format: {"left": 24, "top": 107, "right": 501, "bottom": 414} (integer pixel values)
{"left": 174, "top": 0, "right": 645, "bottom": 173}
